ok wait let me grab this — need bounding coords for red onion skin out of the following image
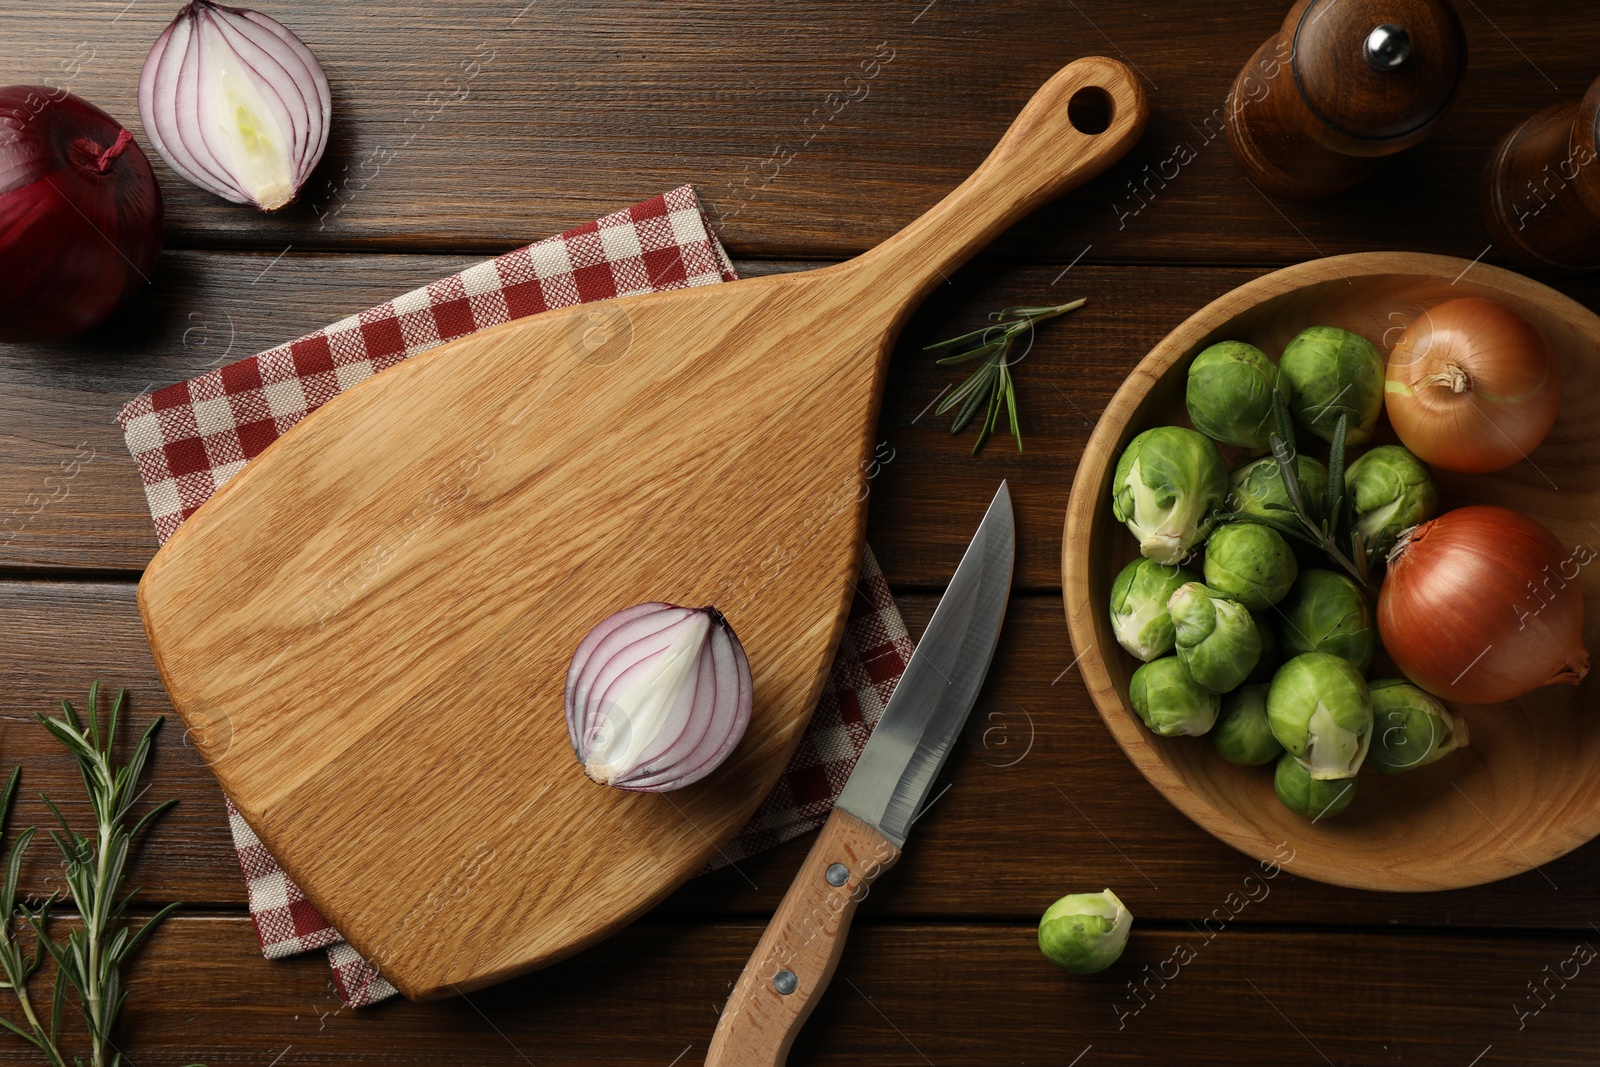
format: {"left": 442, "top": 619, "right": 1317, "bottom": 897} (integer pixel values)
{"left": 1378, "top": 505, "right": 1589, "bottom": 704}
{"left": 0, "top": 88, "right": 163, "bottom": 342}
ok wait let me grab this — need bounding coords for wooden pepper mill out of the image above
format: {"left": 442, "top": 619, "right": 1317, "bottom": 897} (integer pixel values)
{"left": 1482, "top": 74, "right": 1600, "bottom": 272}
{"left": 1225, "top": 0, "right": 1467, "bottom": 200}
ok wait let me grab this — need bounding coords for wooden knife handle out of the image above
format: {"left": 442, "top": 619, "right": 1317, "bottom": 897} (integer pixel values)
{"left": 704, "top": 808, "right": 901, "bottom": 1067}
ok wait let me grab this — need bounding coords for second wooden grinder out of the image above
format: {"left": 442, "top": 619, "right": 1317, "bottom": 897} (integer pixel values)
{"left": 1482, "top": 73, "right": 1600, "bottom": 272}
{"left": 1226, "top": 0, "right": 1467, "bottom": 200}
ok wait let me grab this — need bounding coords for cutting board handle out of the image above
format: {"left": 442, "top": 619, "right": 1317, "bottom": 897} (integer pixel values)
{"left": 850, "top": 55, "right": 1147, "bottom": 306}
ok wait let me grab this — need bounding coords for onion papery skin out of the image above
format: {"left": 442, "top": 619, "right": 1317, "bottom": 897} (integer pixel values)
{"left": 565, "top": 603, "right": 753, "bottom": 793}
{"left": 1378, "top": 506, "right": 1589, "bottom": 704}
{"left": 0, "top": 88, "right": 164, "bottom": 343}
{"left": 139, "top": 1, "right": 330, "bottom": 211}
{"left": 1384, "top": 297, "right": 1562, "bottom": 474}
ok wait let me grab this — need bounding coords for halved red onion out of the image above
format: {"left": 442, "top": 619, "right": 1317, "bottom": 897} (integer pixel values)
{"left": 138, "top": 1, "right": 330, "bottom": 211}
{"left": 566, "top": 603, "right": 753, "bottom": 793}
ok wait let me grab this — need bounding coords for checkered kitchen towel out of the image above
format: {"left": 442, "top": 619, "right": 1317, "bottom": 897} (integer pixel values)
{"left": 117, "top": 186, "right": 914, "bottom": 1008}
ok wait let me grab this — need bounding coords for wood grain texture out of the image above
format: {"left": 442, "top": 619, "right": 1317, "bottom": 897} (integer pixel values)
{"left": 2, "top": 1, "right": 1600, "bottom": 1055}
{"left": 0, "top": 2, "right": 1596, "bottom": 262}
{"left": 134, "top": 58, "right": 1146, "bottom": 999}
{"left": 10, "top": 256, "right": 1599, "bottom": 586}
{"left": 21, "top": 915, "right": 1597, "bottom": 1066}
{"left": 1064, "top": 252, "right": 1600, "bottom": 891}
{"left": 17, "top": 580, "right": 1600, "bottom": 930}
{"left": 705, "top": 808, "right": 899, "bottom": 1067}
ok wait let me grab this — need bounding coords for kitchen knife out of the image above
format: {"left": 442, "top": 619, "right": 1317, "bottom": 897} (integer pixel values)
{"left": 704, "top": 481, "right": 1015, "bottom": 1067}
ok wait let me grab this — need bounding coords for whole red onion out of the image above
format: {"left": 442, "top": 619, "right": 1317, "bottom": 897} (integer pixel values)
{"left": 0, "top": 87, "right": 164, "bottom": 343}
{"left": 0, "top": 90, "right": 163, "bottom": 347}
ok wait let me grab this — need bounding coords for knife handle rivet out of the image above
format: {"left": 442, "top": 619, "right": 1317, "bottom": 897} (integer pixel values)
{"left": 825, "top": 863, "right": 850, "bottom": 887}
{"left": 773, "top": 969, "right": 798, "bottom": 995}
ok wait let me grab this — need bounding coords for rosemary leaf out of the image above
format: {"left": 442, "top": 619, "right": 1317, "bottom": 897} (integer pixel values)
{"left": 1325, "top": 413, "right": 1347, "bottom": 512}
{"left": 934, "top": 338, "right": 1007, "bottom": 366}
{"left": 947, "top": 368, "right": 994, "bottom": 433}
{"left": 1268, "top": 434, "right": 1313, "bottom": 527}
{"left": 1270, "top": 383, "right": 1297, "bottom": 453}
{"left": 1002, "top": 359, "right": 1021, "bottom": 453}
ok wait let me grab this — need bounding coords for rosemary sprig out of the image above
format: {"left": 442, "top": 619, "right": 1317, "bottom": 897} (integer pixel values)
{"left": 0, "top": 683, "right": 196, "bottom": 1067}
{"left": 1223, "top": 388, "right": 1375, "bottom": 587}
{"left": 925, "top": 298, "right": 1086, "bottom": 453}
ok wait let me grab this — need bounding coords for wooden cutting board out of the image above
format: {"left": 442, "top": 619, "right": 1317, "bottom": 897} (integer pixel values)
{"left": 138, "top": 56, "right": 1147, "bottom": 1000}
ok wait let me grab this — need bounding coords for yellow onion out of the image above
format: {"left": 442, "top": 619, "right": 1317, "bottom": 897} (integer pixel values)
{"left": 1385, "top": 298, "right": 1562, "bottom": 474}
{"left": 1378, "top": 506, "right": 1588, "bottom": 703}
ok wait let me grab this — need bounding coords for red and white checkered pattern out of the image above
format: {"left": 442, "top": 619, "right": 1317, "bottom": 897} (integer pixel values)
{"left": 117, "top": 187, "right": 910, "bottom": 1009}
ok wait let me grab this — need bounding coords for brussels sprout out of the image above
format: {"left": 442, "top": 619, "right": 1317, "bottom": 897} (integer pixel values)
{"left": 1213, "top": 684, "right": 1284, "bottom": 766}
{"left": 1202, "top": 522, "right": 1298, "bottom": 610}
{"left": 1112, "top": 426, "right": 1228, "bottom": 565}
{"left": 1276, "top": 569, "right": 1376, "bottom": 671}
{"left": 1129, "top": 656, "right": 1220, "bottom": 737}
{"left": 1274, "top": 751, "right": 1357, "bottom": 820}
{"left": 1228, "top": 454, "right": 1330, "bottom": 525}
{"left": 1278, "top": 326, "right": 1384, "bottom": 446}
{"left": 1186, "top": 341, "right": 1282, "bottom": 451}
{"left": 1038, "top": 889, "right": 1132, "bottom": 975}
{"left": 1168, "top": 582, "right": 1261, "bottom": 693}
{"left": 1266, "top": 652, "right": 1372, "bottom": 779}
{"left": 1367, "top": 678, "right": 1470, "bottom": 774}
{"left": 1110, "top": 558, "right": 1199, "bottom": 662}
{"left": 1244, "top": 613, "right": 1280, "bottom": 685}
{"left": 1344, "top": 445, "right": 1438, "bottom": 553}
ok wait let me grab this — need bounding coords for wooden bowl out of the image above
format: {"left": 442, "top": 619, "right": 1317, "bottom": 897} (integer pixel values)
{"left": 1062, "top": 252, "right": 1600, "bottom": 891}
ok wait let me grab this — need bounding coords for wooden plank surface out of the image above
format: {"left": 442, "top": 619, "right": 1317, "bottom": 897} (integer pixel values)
{"left": 2, "top": 0, "right": 1599, "bottom": 1054}
{"left": 9, "top": 915, "right": 1586, "bottom": 1066}
{"left": 7, "top": 256, "right": 1599, "bottom": 584}
{"left": 0, "top": 1, "right": 1595, "bottom": 265}
{"left": 8, "top": 580, "right": 1599, "bottom": 934}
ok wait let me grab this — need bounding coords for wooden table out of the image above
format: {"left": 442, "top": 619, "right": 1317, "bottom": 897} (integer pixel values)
{"left": 3, "top": 2, "right": 1599, "bottom": 1062}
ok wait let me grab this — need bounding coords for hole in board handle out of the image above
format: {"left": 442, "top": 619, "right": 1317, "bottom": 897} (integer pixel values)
{"left": 1067, "top": 86, "right": 1113, "bottom": 135}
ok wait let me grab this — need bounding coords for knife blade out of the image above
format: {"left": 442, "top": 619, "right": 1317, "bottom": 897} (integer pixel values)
{"left": 705, "top": 482, "right": 1014, "bottom": 1067}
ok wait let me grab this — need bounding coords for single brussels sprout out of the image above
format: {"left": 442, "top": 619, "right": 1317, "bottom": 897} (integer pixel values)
{"left": 1266, "top": 652, "right": 1372, "bottom": 779}
{"left": 1186, "top": 341, "right": 1282, "bottom": 451}
{"left": 1244, "top": 613, "right": 1280, "bottom": 685}
{"left": 1110, "top": 558, "right": 1199, "bottom": 662}
{"left": 1112, "top": 426, "right": 1228, "bottom": 565}
{"left": 1038, "top": 889, "right": 1132, "bottom": 975}
{"left": 1276, "top": 569, "right": 1376, "bottom": 671}
{"left": 1278, "top": 326, "right": 1384, "bottom": 447}
{"left": 1274, "top": 751, "right": 1358, "bottom": 820}
{"left": 1228, "top": 454, "right": 1330, "bottom": 526}
{"left": 1168, "top": 582, "right": 1261, "bottom": 693}
{"left": 1213, "top": 684, "right": 1284, "bottom": 766}
{"left": 1344, "top": 445, "right": 1439, "bottom": 553}
{"left": 1367, "top": 678, "right": 1470, "bottom": 774}
{"left": 1129, "top": 656, "right": 1221, "bottom": 737}
{"left": 1202, "top": 522, "right": 1298, "bottom": 610}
